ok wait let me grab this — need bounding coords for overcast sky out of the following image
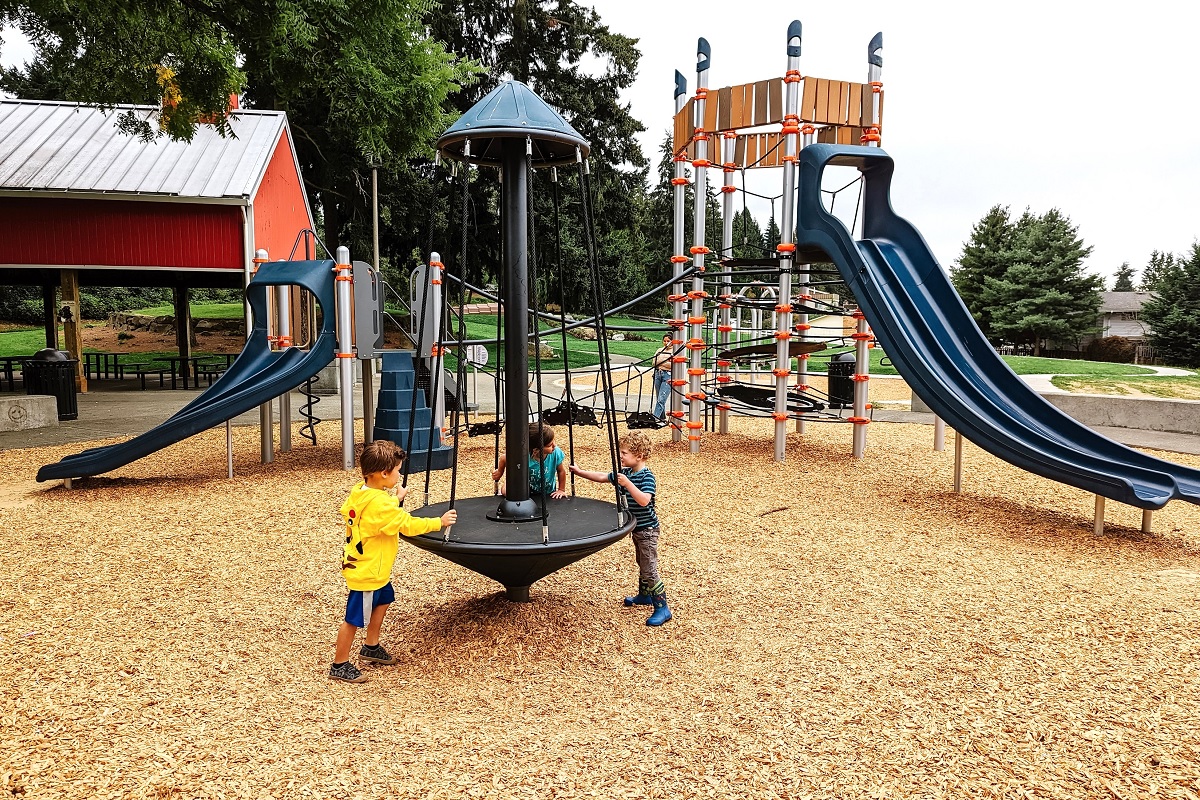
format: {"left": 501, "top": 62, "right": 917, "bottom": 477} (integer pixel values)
{"left": 592, "top": 0, "right": 1200, "bottom": 285}
{"left": 4, "top": 4, "right": 1197, "bottom": 285}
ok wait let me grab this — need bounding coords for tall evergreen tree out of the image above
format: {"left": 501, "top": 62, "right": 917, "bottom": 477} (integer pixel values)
{"left": 414, "top": 0, "right": 649, "bottom": 313}
{"left": 763, "top": 216, "right": 782, "bottom": 253}
{"left": 639, "top": 133, "right": 729, "bottom": 313}
{"left": 1140, "top": 250, "right": 1179, "bottom": 292}
{"left": 1112, "top": 262, "right": 1137, "bottom": 291}
{"left": 982, "top": 209, "right": 1101, "bottom": 355}
{"left": 1142, "top": 243, "right": 1200, "bottom": 367}
{"left": 730, "top": 209, "right": 765, "bottom": 259}
{"left": 951, "top": 205, "right": 1015, "bottom": 338}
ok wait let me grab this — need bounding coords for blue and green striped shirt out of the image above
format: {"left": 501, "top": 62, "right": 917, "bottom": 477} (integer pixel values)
{"left": 609, "top": 466, "right": 659, "bottom": 530}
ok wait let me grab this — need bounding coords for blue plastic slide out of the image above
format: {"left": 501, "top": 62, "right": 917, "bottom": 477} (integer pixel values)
{"left": 37, "top": 260, "right": 338, "bottom": 482}
{"left": 795, "top": 144, "right": 1200, "bottom": 510}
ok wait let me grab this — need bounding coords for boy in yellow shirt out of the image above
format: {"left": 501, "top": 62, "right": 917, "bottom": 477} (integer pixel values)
{"left": 331, "top": 440, "right": 457, "bottom": 683}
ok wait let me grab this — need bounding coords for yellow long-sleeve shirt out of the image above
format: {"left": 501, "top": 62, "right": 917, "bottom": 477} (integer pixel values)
{"left": 339, "top": 482, "right": 443, "bottom": 591}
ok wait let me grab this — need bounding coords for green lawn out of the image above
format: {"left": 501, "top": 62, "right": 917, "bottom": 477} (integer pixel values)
{"left": 1001, "top": 356, "right": 1159, "bottom": 376}
{"left": 0, "top": 325, "right": 236, "bottom": 361}
{"left": 129, "top": 302, "right": 245, "bottom": 319}
{"left": 0, "top": 327, "right": 55, "bottom": 357}
{"left": 428, "top": 313, "right": 668, "bottom": 371}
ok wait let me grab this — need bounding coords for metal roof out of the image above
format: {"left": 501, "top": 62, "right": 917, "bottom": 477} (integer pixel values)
{"left": 0, "top": 99, "right": 292, "bottom": 202}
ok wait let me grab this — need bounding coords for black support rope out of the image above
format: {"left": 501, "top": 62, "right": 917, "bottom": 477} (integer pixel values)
{"left": 576, "top": 160, "right": 623, "bottom": 515}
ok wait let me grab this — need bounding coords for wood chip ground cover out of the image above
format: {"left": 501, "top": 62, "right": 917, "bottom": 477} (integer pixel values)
{"left": 2, "top": 409, "right": 1199, "bottom": 798}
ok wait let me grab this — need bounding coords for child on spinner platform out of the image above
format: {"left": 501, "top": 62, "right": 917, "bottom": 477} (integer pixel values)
{"left": 491, "top": 423, "right": 569, "bottom": 499}
{"left": 570, "top": 430, "right": 672, "bottom": 626}
{"left": 331, "top": 440, "right": 457, "bottom": 684}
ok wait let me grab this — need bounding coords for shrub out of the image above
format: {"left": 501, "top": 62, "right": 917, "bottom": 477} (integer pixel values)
{"left": 0, "top": 287, "right": 44, "bottom": 324}
{"left": 1083, "top": 336, "right": 1137, "bottom": 363}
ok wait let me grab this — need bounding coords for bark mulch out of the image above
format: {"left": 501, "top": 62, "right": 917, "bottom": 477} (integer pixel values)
{"left": 2, "top": 415, "right": 1198, "bottom": 799}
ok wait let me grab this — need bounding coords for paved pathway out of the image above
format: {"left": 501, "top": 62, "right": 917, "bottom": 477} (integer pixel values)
{"left": 1022, "top": 365, "right": 1195, "bottom": 394}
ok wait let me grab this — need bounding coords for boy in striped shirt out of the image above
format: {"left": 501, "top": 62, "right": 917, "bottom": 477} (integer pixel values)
{"left": 570, "top": 430, "right": 672, "bottom": 626}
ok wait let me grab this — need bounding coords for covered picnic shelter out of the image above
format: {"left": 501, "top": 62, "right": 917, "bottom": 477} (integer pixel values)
{"left": 0, "top": 99, "right": 313, "bottom": 390}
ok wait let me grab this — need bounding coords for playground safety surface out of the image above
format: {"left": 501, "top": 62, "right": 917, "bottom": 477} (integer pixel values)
{"left": 2, "top": 414, "right": 1199, "bottom": 798}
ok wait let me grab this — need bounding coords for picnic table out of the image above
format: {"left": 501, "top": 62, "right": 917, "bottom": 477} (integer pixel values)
{"left": 0, "top": 355, "right": 36, "bottom": 391}
{"left": 82, "top": 351, "right": 122, "bottom": 381}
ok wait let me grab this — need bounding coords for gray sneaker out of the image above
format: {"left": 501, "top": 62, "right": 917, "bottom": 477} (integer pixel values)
{"left": 329, "top": 661, "right": 366, "bottom": 683}
{"left": 359, "top": 644, "right": 399, "bottom": 665}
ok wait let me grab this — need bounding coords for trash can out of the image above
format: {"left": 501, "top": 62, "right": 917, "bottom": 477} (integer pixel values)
{"left": 827, "top": 351, "right": 856, "bottom": 409}
{"left": 24, "top": 348, "right": 79, "bottom": 421}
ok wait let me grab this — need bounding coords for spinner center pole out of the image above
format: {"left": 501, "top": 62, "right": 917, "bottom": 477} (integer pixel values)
{"left": 495, "top": 138, "right": 536, "bottom": 521}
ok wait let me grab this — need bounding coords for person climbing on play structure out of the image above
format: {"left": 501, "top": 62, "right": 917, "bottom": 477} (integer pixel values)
{"left": 492, "top": 423, "right": 569, "bottom": 499}
{"left": 651, "top": 333, "right": 673, "bottom": 425}
{"left": 330, "top": 440, "right": 457, "bottom": 684}
{"left": 570, "top": 430, "right": 672, "bottom": 626}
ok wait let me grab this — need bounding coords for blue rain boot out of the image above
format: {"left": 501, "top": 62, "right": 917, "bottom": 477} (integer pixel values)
{"left": 624, "top": 580, "right": 653, "bottom": 607}
{"left": 646, "top": 584, "right": 672, "bottom": 626}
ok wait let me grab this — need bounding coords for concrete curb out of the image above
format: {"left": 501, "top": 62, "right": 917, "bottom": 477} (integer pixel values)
{"left": 910, "top": 390, "right": 1200, "bottom": 436}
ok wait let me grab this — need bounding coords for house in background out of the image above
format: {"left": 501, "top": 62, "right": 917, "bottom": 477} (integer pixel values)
{"left": 1092, "top": 291, "right": 1156, "bottom": 341}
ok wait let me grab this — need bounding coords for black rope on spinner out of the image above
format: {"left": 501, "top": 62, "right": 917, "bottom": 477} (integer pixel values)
{"left": 575, "top": 156, "right": 624, "bottom": 517}
{"left": 526, "top": 143, "right": 551, "bottom": 537}
{"left": 401, "top": 168, "right": 445, "bottom": 492}
{"left": 551, "top": 167, "right": 578, "bottom": 497}
{"left": 446, "top": 154, "right": 473, "bottom": 527}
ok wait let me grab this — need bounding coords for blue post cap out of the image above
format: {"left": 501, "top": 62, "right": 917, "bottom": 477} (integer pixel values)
{"left": 787, "top": 20, "right": 803, "bottom": 57}
{"left": 437, "top": 80, "right": 590, "bottom": 167}
{"left": 697, "top": 38, "right": 711, "bottom": 73}
{"left": 674, "top": 70, "right": 687, "bottom": 99}
{"left": 868, "top": 32, "right": 883, "bottom": 67}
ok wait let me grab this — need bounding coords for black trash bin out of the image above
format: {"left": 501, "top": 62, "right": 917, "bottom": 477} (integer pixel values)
{"left": 24, "top": 348, "right": 79, "bottom": 421}
{"left": 827, "top": 351, "right": 856, "bottom": 409}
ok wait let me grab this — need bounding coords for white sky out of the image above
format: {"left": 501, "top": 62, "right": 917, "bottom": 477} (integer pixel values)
{"left": 592, "top": 0, "right": 1200, "bottom": 285}
{"left": 5, "top": 4, "right": 1198, "bottom": 285}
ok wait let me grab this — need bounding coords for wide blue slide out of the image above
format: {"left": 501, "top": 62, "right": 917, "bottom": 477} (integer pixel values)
{"left": 795, "top": 144, "right": 1200, "bottom": 510}
{"left": 37, "top": 260, "right": 338, "bottom": 482}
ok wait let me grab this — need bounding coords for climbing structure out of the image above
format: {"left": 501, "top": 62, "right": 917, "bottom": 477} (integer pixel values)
{"left": 666, "top": 23, "right": 884, "bottom": 461}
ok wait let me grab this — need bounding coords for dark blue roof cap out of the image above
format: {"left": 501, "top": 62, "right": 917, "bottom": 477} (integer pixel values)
{"left": 437, "top": 80, "right": 590, "bottom": 167}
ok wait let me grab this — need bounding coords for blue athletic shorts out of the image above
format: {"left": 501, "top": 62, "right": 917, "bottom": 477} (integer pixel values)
{"left": 344, "top": 582, "right": 396, "bottom": 628}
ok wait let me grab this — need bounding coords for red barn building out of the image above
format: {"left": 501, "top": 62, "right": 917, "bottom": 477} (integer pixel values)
{"left": 0, "top": 99, "right": 313, "bottom": 387}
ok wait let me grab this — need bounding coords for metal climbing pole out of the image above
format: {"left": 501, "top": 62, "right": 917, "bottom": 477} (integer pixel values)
{"left": 670, "top": 71, "right": 689, "bottom": 444}
{"left": 772, "top": 21, "right": 803, "bottom": 462}
{"left": 795, "top": 120, "right": 816, "bottom": 435}
{"left": 717, "top": 130, "right": 735, "bottom": 435}
{"left": 864, "top": 33, "right": 883, "bottom": 148}
{"left": 851, "top": 32, "right": 884, "bottom": 460}
{"left": 335, "top": 245, "right": 355, "bottom": 471}
{"left": 687, "top": 37, "right": 712, "bottom": 455}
